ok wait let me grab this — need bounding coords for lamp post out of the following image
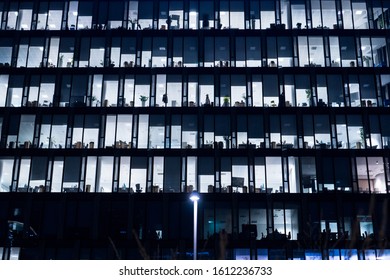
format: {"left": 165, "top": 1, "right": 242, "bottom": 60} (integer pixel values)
{"left": 189, "top": 190, "right": 200, "bottom": 260}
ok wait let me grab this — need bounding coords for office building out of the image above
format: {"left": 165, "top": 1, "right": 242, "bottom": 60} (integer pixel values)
{"left": 0, "top": 0, "right": 390, "bottom": 260}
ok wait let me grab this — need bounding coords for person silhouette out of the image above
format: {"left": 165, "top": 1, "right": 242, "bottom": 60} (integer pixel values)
{"left": 205, "top": 94, "right": 210, "bottom": 106}
{"left": 162, "top": 93, "right": 168, "bottom": 107}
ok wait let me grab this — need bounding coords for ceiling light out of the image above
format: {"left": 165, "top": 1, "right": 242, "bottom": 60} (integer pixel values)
{"left": 355, "top": 10, "right": 363, "bottom": 15}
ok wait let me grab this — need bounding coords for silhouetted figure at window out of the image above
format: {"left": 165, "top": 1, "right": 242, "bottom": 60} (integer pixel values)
{"left": 202, "top": 14, "right": 209, "bottom": 29}
{"left": 162, "top": 93, "right": 168, "bottom": 107}
{"left": 205, "top": 94, "right": 211, "bottom": 106}
{"left": 166, "top": 16, "right": 172, "bottom": 29}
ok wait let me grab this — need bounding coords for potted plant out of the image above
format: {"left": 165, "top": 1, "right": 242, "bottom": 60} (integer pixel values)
{"left": 223, "top": 96, "right": 230, "bottom": 107}
{"left": 270, "top": 100, "right": 276, "bottom": 107}
{"left": 363, "top": 56, "right": 372, "bottom": 67}
{"left": 357, "top": 127, "right": 365, "bottom": 149}
{"left": 306, "top": 89, "right": 312, "bottom": 106}
{"left": 139, "top": 95, "right": 148, "bottom": 107}
{"left": 377, "top": 14, "right": 385, "bottom": 29}
{"left": 242, "top": 93, "right": 247, "bottom": 106}
{"left": 296, "top": 22, "right": 302, "bottom": 29}
{"left": 91, "top": 95, "right": 98, "bottom": 106}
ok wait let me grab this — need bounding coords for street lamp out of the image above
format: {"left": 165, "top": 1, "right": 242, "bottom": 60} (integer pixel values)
{"left": 189, "top": 190, "right": 200, "bottom": 260}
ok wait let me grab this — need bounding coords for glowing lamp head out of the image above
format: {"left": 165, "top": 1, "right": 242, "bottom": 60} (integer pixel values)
{"left": 189, "top": 191, "right": 200, "bottom": 202}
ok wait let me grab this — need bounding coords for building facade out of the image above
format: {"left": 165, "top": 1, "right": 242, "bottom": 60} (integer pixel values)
{"left": 0, "top": 0, "right": 390, "bottom": 260}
